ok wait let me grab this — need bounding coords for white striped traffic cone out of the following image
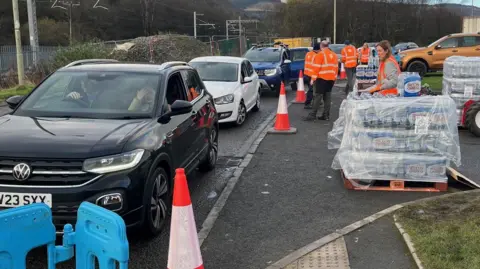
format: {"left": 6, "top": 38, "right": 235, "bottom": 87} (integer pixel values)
{"left": 268, "top": 82, "right": 297, "bottom": 134}
{"left": 167, "top": 168, "right": 204, "bottom": 269}
{"left": 293, "top": 70, "right": 306, "bottom": 104}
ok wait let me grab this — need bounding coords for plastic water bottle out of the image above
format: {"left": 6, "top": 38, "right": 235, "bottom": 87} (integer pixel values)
{"left": 403, "top": 72, "right": 421, "bottom": 97}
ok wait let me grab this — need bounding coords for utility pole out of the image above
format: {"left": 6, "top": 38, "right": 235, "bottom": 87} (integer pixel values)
{"left": 333, "top": 0, "right": 336, "bottom": 44}
{"left": 26, "top": 0, "right": 39, "bottom": 66}
{"left": 12, "top": 0, "right": 25, "bottom": 85}
{"left": 194, "top": 11, "right": 197, "bottom": 39}
{"left": 238, "top": 16, "right": 242, "bottom": 56}
{"left": 472, "top": 0, "right": 474, "bottom": 17}
{"left": 226, "top": 21, "right": 229, "bottom": 40}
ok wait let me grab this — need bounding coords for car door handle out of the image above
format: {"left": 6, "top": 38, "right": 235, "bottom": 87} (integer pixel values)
{"left": 191, "top": 110, "right": 197, "bottom": 116}
{"left": 452, "top": 50, "right": 458, "bottom": 52}
{"left": 476, "top": 48, "right": 480, "bottom": 51}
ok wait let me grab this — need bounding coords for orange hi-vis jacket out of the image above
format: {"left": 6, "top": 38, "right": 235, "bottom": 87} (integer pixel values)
{"left": 311, "top": 48, "right": 339, "bottom": 81}
{"left": 370, "top": 56, "right": 401, "bottom": 96}
{"left": 341, "top": 45, "right": 358, "bottom": 68}
{"left": 360, "top": 47, "right": 370, "bottom": 64}
{"left": 303, "top": 50, "right": 317, "bottom": 77}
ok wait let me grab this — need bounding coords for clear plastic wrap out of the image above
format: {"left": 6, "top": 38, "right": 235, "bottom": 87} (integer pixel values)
{"left": 328, "top": 96, "right": 461, "bottom": 183}
{"left": 442, "top": 56, "right": 480, "bottom": 125}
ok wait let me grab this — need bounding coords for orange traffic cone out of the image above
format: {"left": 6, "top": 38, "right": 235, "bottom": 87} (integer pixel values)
{"left": 167, "top": 168, "right": 204, "bottom": 269}
{"left": 339, "top": 63, "right": 346, "bottom": 79}
{"left": 268, "top": 82, "right": 297, "bottom": 134}
{"left": 293, "top": 70, "right": 306, "bottom": 104}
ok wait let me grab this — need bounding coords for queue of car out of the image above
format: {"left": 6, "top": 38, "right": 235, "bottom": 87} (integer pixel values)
{"left": 0, "top": 43, "right": 304, "bottom": 237}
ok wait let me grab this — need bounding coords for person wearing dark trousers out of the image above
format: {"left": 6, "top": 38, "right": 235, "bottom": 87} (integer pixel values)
{"left": 303, "top": 41, "right": 338, "bottom": 121}
{"left": 304, "top": 43, "right": 321, "bottom": 109}
{"left": 341, "top": 40, "right": 358, "bottom": 94}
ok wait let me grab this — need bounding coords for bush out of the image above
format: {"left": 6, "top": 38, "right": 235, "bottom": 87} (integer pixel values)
{"left": 51, "top": 42, "right": 111, "bottom": 70}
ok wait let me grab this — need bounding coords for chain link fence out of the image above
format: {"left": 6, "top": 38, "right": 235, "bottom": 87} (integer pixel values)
{"left": 0, "top": 46, "right": 59, "bottom": 72}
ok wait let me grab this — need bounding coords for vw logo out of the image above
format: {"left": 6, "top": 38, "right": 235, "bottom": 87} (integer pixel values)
{"left": 12, "top": 163, "right": 31, "bottom": 181}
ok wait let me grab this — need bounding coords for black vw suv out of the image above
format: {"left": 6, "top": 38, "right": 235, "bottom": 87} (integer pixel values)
{"left": 0, "top": 60, "right": 218, "bottom": 236}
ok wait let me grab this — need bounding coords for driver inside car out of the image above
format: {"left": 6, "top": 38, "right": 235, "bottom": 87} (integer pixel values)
{"left": 65, "top": 79, "right": 99, "bottom": 105}
{"left": 128, "top": 87, "right": 155, "bottom": 112}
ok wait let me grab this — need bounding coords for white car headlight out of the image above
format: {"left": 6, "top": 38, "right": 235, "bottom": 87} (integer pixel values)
{"left": 83, "top": 149, "right": 145, "bottom": 174}
{"left": 264, "top": 69, "right": 277, "bottom": 76}
{"left": 214, "top": 94, "right": 234, "bottom": 105}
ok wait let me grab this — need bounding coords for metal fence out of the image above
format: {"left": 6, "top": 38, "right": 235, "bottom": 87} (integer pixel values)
{"left": 0, "top": 46, "right": 59, "bottom": 72}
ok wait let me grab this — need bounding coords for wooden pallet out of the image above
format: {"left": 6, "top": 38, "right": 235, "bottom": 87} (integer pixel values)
{"left": 341, "top": 171, "right": 448, "bottom": 192}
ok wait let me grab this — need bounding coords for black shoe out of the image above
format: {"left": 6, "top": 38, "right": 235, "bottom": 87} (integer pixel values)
{"left": 317, "top": 115, "right": 330, "bottom": 121}
{"left": 303, "top": 115, "right": 316, "bottom": 121}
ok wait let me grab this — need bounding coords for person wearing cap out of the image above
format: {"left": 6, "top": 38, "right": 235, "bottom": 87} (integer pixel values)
{"left": 304, "top": 41, "right": 338, "bottom": 121}
{"left": 341, "top": 40, "right": 358, "bottom": 94}
{"left": 303, "top": 43, "right": 321, "bottom": 109}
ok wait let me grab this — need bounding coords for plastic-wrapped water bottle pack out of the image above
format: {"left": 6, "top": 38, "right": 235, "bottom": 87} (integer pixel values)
{"left": 328, "top": 96, "right": 461, "bottom": 182}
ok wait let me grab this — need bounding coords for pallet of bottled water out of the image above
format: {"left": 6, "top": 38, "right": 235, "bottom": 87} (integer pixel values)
{"left": 442, "top": 56, "right": 480, "bottom": 125}
{"left": 328, "top": 96, "right": 461, "bottom": 182}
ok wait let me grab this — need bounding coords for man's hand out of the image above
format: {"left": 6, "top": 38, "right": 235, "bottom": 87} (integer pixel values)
{"left": 136, "top": 88, "right": 153, "bottom": 101}
{"left": 66, "top": 92, "right": 82, "bottom": 100}
{"left": 310, "top": 79, "right": 314, "bottom": 86}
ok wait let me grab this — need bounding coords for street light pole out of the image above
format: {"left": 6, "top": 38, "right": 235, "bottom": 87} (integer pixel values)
{"left": 333, "top": 0, "right": 336, "bottom": 44}
{"left": 226, "top": 21, "right": 229, "bottom": 40}
{"left": 12, "top": 0, "right": 25, "bottom": 85}
{"left": 194, "top": 11, "right": 197, "bottom": 39}
{"left": 26, "top": 0, "right": 39, "bottom": 66}
{"left": 238, "top": 16, "right": 242, "bottom": 56}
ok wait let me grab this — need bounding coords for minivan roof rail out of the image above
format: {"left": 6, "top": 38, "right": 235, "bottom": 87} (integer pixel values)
{"left": 63, "top": 59, "right": 119, "bottom": 68}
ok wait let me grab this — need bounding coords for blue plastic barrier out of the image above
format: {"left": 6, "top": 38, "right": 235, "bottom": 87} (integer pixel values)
{"left": 0, "top": 202, "right": 129, "bottom": 269}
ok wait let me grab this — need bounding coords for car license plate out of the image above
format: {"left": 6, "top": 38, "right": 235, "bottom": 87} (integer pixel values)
{"left": 0, "top": 192, "right": 52, "bottom": 208}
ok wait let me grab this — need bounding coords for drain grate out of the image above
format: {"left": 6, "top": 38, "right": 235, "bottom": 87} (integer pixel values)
{"left": 284, "top": 237, "right": 350, "bottom": 269}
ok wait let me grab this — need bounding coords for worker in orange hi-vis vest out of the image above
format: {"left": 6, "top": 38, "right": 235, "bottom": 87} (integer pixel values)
{"left": 341, "top": 40, "right": 358, "bottom": 94}
{"left": 367, "top": 40, "right": 401, "bottom": 96}
{"left": 304, "top": 41, "right": 338, "bottom": 122}
{"left": 303, "top": 43, "right": 320, "bottom": 109}
{"left": 359, "top": 42, "right": 370, "bottom": 65}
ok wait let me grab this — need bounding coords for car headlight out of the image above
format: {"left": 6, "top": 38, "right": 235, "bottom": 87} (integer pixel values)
{"left": 264, "top": 69, "right": 277, "bottom": 76}
{"left": 214, "top": 94, "right": 234, "bottom": 105}
{"left": 83, "top": 149, "right": 145, "bottom": 174}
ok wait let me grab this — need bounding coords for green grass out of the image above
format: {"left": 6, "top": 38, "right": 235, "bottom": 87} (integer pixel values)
{"left": 422, "top": 73, "right": 443, "bottom": 94}
{"left": 396, "top": 192, "right": 480, "bottom": 269}
{"left": 0, "top": 85, "right": 34, "bottom": 102}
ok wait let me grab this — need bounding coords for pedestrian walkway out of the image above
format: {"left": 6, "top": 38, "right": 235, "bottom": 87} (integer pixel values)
{"left": 200, "top": 86, "right": 438, "bottom": 269}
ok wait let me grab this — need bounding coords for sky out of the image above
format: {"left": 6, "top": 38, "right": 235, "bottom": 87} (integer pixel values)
{"left": 455, "top": 0, "right": 479, "bottom": 7}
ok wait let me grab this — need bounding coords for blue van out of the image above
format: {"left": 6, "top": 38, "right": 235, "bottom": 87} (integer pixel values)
{"left": 243, "top": 46, "right": 291, "bottom": 94}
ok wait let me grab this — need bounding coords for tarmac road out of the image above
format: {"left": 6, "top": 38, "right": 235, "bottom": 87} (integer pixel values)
{"left": 20, "top": 89, "right": 294, "bottom": 268}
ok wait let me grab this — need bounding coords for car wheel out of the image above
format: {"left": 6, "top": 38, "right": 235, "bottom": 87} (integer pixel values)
{"left": 199, "top": 126, "right": 218, "bottom": 172}
{"left": 466, "top": 102, "right": 480, "bottom": 137}
{"left": 291, "top": 82, "right": 297, "bottom": 91}
{"left": 407, "top": 60, "right": 427, "bottom": 77}
{"left": 235, "top": 101, "right": 247, "bottom": 126}
{"left": 252, "top": 91, "right": 261, "bottom": 112}
{"left": 143, "top": 167, "right": 171, "bottom": 236}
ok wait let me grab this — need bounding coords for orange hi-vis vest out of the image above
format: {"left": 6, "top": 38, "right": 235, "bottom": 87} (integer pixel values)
{"left": 312, "top": 48, "right": 338, "bottom": 81}
{"left": 341, "top": 45, "right": 358, "bottom": 68}
{"left": 304, "top": 50, "right": 317, "bottom": 77}
{"left": 360, "top": 47, "right": 370, "bottom": 64}
{"left": 374, "top": 56, "right": 401, "bottom": 96}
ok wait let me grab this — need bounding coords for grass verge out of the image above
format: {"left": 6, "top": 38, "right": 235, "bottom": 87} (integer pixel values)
{"left": 396, "top": 191, "right": 480, "bottom": 269}
{"left": 0, "top": 85, "right": 34, "bottom": 102}
{"left": 422, "top": 73, "right": 443, "bottom": 94}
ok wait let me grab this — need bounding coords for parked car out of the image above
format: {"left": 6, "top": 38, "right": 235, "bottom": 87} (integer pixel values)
{"left": 243, "top": 45, "right": 292, "bottom": 94}
{"left": 399, "top": 33, "right": 480, "bottom": 76}
{"left": 394, "top": 42, "right": 419, "bottom": 52}
{"left": 0, "top": 60, "right": 218, "bottom": 236}
{"left": 328, "top": 44, "right": 345, "bottom": 70}
{"left": 288, "top": 47, "right": 311, "bottom": 90}
{"left": 189, "top": 56, "right": 260, "bottom": 126}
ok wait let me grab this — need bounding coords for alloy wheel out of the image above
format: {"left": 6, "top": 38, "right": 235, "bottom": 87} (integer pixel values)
{"left": 236, "top": 103, "right": 247, "bottom": 125}
{"left": 150, "top": 173, "right": 169, "bottom": 230}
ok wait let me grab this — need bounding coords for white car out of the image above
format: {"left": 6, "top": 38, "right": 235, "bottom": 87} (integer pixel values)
{"left": 189, "top": 56, "right": 261, "bottom": 126}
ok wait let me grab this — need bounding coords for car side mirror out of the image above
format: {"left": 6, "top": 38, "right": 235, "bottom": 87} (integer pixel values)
{"left": 158, "top": 100, "right": 193, "bottom": 124}
{"left": 435, "top": 45, "right": 442, "bottom": 50}
{"left": 5, "top": 95, "right": 24, "bottom": 109}
{"left": 242, "top": 76, "right": 253, "bottom": 84}
{"left": 284, "top": 59, "right": 292, "bottom": 64}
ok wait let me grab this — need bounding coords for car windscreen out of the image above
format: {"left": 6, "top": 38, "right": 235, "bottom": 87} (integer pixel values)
{"left": 14, "top": 71, "right": 161, "bottom": 119}
{"left": 244, "top": 49, "right": 281, "bottom": 62}
{"left": 291, "top": 50, "right": 308, "bottom": 61}
{"left": 189, "top": 62, "right": 238, "bottom": 82}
